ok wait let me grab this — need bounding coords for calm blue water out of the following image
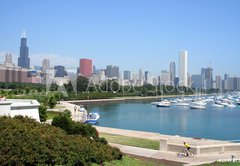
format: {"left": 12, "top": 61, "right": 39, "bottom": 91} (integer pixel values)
{"left": 84, "top": 100, "right": 240, "bottom": 141}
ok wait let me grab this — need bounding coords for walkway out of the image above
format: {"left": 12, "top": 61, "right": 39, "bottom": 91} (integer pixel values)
{"left": 110, "top": 143, "right": 240, "bottom": 166}
{"left": 96, "top": 126, "right": 240, "bottom": 165}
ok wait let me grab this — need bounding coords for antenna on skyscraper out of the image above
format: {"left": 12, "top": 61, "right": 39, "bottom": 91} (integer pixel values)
{"left": 22, "top": 30, "right": 27, "bottom": 38}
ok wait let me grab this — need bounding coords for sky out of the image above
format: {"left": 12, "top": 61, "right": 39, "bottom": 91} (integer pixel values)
{"left": 0, "top": 0, "right": 240, "bottom": 76}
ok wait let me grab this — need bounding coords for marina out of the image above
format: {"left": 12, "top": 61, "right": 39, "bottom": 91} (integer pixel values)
{"left": 82, "top": 94, "right": 240, "bottom": 141}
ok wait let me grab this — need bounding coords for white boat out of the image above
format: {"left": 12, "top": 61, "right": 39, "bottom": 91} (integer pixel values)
{"left": 211, "top": 104, "right": 224, "bottom": 108}
{"left": 215, "top": 99, "right": 229, "bottom": 107}
{"left": 192, "top": 101, "right": 207, "bottom": 106}
{"left": 227, "top": 103, "right": 236, "bottom": 108}
{"left": 85, "top": 113, "right": 100, "bottom": 124}
{"left": 175, "top": 102, "right": 189, "bottom": 106}
{"left": 156, "top": 100, "right": 171, "bottom": 107}
{"left": 190, "top": 105, "right": 206, "bottom": 109}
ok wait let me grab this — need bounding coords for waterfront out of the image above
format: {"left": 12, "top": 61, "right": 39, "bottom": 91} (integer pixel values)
{"left": 84, "top": 100, "right": 240, "bottom": 141}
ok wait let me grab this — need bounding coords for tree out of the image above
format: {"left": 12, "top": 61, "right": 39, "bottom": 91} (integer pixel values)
{"left": 39, "top": 104, "right": 47, "bottom": 122}
{"left": 77, "top": 76, "right": 89, "bottom": 92}
{"left": 48, "top": 95, "right": 57, "bottom": 109}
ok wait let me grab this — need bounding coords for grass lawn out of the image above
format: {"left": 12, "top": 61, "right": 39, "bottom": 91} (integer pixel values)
{"left": 201, "top": 162, "right": 240, "bottom": 166}
{"left": 99, "top": 133, "right": 160, "bottom": 150}
{"left": 92, "top": 156, "right": 165, "bottom": 166}
{"left": 46, "top": 111, "right": 61, "bottom": 120}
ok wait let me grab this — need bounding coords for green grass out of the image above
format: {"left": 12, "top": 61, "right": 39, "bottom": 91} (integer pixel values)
{"left": 92, "top": 156, "right": 165, "bottom": 166}
{"left": 99, "top": 133, "right": 160, "bottom": 150}
{"left": 201, "top": 162, "right": 240, "bottom": 166}
{"left": 46, "top": 111, "right": 61, "bottom": 120}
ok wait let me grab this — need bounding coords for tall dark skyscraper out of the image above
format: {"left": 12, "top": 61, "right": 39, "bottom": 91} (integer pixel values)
{"left": 18, "top": 32, "right": 30, "bottom": 69}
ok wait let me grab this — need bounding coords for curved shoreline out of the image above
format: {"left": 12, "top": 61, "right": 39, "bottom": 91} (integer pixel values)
{"left": 66, "top": 94, "right": 196, "bottom": 104}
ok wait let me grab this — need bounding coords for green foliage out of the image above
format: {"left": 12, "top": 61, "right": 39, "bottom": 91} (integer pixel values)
{"left": 0, "top": 82, "right": 45, "bottom": 92}
{"left": 48, "top": 95, "right": 57, "bottom": 109}
{"left": 77, "top": 76, "right": 89, "bottom": 92}
{"left": 0, "top": 116, "right": 122, "bottom": 165}
{"left": 52, "top": 110, "right": 73, "bottom": 132}
{"left": 38, "top": 104, "right": 47, "bottom": 122}
{"left": 52, "top": 110, "right": 101, "bottom": 140}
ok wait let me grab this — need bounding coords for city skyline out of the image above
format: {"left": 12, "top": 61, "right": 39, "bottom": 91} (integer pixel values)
{"left": 0, "top": 0, "right": 240, "bottom": 76}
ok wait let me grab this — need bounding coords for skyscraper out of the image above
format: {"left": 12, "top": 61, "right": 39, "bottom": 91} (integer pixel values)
{"left": 144, "top": 71, "right": 149, "bottom": 84}
{"left": 79, "top": 59, "right": 93, "bottom": 77}
{"left": 124, "top": 70, "right": 131, "bottom": 80}
{"left": 106, "top": 65, "right": 119, "bottom": 78}
{"left": 179, "top": 50, "right": 188, "bottom": 87}
{"left": 201, "top": 67, "right": 213, "bottom": 89}
{"left": 191, "top": 74, "right": 202, "bottom": 89}
{"left": 42, "top": 59, "right": 50, "bottom": 74}
{"left": 169, "top": 61, "right": 176, "bottom": 86}
{"left": 160, "top": 70, "right": 170, "bottom": 86}
{"left": 54, "top": 65, "right": 68, "bottom": 77}
{"left": 215, "top": 75, "right": 222, "bottom": 90}
{"left": 18, "top": 32, "right": 30, "bottom": 69}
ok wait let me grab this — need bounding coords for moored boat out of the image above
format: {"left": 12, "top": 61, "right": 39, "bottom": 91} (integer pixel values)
{"left": 156, "top": 100, "right": 171, "bottom": 107}
{"left": 190, "top": 105, "right": 206, "bottom": 109}
{"left": 85, "top": 112, "right": 100, "bottom": 124}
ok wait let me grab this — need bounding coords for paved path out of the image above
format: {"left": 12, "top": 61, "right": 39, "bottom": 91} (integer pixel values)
{"left": 110, "top": 143, "right": 240, "bottom": 166}
{"left": 60, "top": 101, "right": 86, "bottom": 122}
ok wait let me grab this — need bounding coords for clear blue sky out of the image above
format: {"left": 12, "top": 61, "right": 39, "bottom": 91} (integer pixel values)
{"left": 0, "top": 0, "right": 240, "bottom": 76}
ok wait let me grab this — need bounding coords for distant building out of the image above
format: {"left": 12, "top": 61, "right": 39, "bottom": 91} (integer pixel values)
{"left": 161, "top": 70, "right": 170, "bottom": 86}
{"left": 18, "top": 32, "right": 30, "bottom": 69}
{"left": 0, "top": 65, "right": 28, "bottom": 83}
{"left": 42, "top": 59, "right": 50, "bottom": 74}
{"left": 144, "top": 71, "right": 149, "bottom": 84}
{"left": 4, "top": 53, "right": 14, "bottom": 67}
{"left": 215, "top": 75, "right": 222, "bottom": 90}
{"left": 28, "top": 70, "right": 42, "bottom": 84}
{"left": 54, "top": 65, "right": 68, "bottom": 77}
{"left": 191, "top": 74, "right": 202, "bottom": 89}
{"left": 79, "top": 59, "right": 92, "bottom": 77}
{"left": 106, "top": 65, "right": 119, "bottom": 78}
{"left": 188, "top": 74, "right": 192, "bottom": 88}
{"left": 223, "top": 74, "right": 230, "bottom": 91}
{"left": 169, "top": 61, "right": 176, "bottom": 86}
{"left": 175, "top": 76, "right": 179, "bottom": 87}
{"left": 201, "top": 67, "right": 213, "bottom": 89}
{"left": 179, "top": 50, "right": 188, "bottom": 87}
{"left": 91, "top": 69, "right": 106, "bottom": 84}
{"left": 139, "top": 69, "right": 143, "bottom": 81}
{"left": 124, "top": 70, "right": 131, "bottom": 80}
{"left": 93, "top": 65, "right": 96, "bottom": 74}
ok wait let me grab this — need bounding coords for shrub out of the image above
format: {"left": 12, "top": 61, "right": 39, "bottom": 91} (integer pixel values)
{"left": 0, "top": 116, "right": 122, "bottom": 165}
{"left": 38, "top": 104, "right": 47, "bottom": 122}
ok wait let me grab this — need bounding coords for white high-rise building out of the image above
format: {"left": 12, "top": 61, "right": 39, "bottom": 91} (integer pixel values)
{"left": 179, "top": 50, "right": 188, "bottom": 87}
{"left": 169, "top": 61, "right": 176, "bottom": 86}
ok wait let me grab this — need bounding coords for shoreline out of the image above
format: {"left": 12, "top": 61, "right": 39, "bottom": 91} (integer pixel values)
{"left": 66, "top": 94, "right": 197, "bottom": 104}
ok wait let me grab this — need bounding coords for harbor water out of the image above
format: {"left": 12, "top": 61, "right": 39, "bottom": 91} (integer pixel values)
{"left": 84, "top": 99, "right": 240, "bottom": 141}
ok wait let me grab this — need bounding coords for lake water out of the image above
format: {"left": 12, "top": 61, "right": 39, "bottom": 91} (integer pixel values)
{"left": 84, "top": 100, "right": 240, "bottom": 141}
